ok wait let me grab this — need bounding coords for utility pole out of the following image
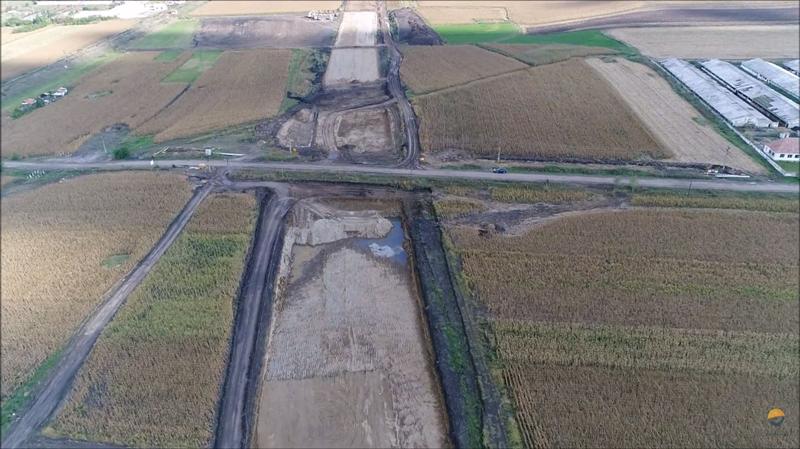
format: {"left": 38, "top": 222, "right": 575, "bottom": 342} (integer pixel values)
{"left": 496, "top": 147, "right": 501, "bottom": 164}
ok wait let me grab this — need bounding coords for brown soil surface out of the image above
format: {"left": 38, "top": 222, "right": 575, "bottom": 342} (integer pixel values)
{"left": 390, "top": 8, "right": 442, "bottom": 45}
{"left": 194, "top": 16, "right": 338, "bottom": 49}
{"left": 400, "top": 45, "right": 527, "bottom": 94}
{"left": 607, "top": 25, "right": 800, "bottom": 59}
{"left": 335, "top": 105, "right": 401, "bottom": 164}
{"left": 190, "top": 1, "right": 342, "bottom": 16}
{"left": 0, "top": 20, "right": 135, "bottom": 81}
{"left": 255, "top": 204, "right": 447, "bottom": 448}
{"left": 586, "top": 57, "right": 766, "bottom": 174}
{"left": 413, "top": 59, "right": 666, "bottom": 161}
{"left": 139, "top": 49, "right": 291, "bottom": 142}
{"left": 487, "top": 44, "right": 614, "bottom": 66}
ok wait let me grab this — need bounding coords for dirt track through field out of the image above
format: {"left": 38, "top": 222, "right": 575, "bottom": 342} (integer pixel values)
{"left": 1, "top": 182, "right": 211, "bottom": 449}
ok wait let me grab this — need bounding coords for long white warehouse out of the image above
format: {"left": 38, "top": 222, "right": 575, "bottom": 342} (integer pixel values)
{"left": 701, "top": 59, "right": 799, "bottom": 129}
{"left": 741, "top": 58, "right": 799, "bottom": 99}
{"left": 660, "top": 58, "right": 776, "bottom": 128}
{"left": 784, "top": 60, "right": 799, "bottom": 75}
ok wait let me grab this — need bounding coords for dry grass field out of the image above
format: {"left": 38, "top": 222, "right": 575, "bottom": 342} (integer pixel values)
{"left": 400, "top": 45, "right": 526, "bottom": 93}
{"left": 0, "top": 172, "right": 192, "bottom": 399}
{"left": 138, "top": 49, "right": 292, "bottom": 142}
{"left": 607, "top": 25, "right": 800, "bottom": 59}
{"left": 586, "top": 57, "right": 765, "bottom": 173}
{"left": 1, "top": 52, "right": 188, "bottom": 157}
{"left": 447, "top": 202, "right": 799, "bottom": 447}
{"left": 190, "top": 1, "right": 341, "bottom": 16}
{"left": 414, "top": 1, "right": 644, "bottom": 26}
{"left": 413, "top": 59, "right": 666, "bottom": 161}
{"left": 0, "top": 20, "right": 135, "bottom": 80}
{"left": 51, "top": 193, "right": 256, "bottom": 448}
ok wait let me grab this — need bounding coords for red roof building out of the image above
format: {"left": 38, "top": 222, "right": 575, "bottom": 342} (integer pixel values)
{"left": 763, "top": 137, "right": 799, "bottom": 161}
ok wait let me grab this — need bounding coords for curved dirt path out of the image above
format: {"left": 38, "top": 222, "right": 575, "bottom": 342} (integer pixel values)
{"left": 1, "top": 182, "right": 212, "bottom": 449}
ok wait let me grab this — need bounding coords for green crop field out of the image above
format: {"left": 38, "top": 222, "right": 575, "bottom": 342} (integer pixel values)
{"left": 163, "top": 50, "right": 221, "bottom": 83}
{"left": 128, "top": 19, "right": 198, "bottom": 50}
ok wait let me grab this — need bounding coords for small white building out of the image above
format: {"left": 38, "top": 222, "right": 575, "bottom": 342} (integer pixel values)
{"left": 763, "top": 137, "right": 799, "bottom": 161}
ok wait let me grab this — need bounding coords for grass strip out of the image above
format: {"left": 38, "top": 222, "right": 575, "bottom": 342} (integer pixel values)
{"left": 128, "top": 19, "right": 198, "bottom": 50}
{"left": 162, "top": 50, "right": 221, "bottom": 84}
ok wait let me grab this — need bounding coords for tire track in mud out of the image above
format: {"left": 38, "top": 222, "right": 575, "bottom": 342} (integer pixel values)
{"left": 1, "top": 182, "right": 213, "bottom": 449}
{"left": 214, "top": 189, "right": 294, "bottom": 449}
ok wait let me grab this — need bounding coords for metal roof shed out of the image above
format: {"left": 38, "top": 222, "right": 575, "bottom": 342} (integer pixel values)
{"left": 740, "top": 58, "right": 799, "bottom": 100}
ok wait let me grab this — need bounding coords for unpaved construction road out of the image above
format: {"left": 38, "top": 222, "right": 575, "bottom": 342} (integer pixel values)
{"left": 214, "top": 190, "right": 294, "bottom": 449}
{"left": 0, "top": 182, "right": 212, "bottom": 449}
{"left": 5, "top": 160, "right": 798, "bottom": 194}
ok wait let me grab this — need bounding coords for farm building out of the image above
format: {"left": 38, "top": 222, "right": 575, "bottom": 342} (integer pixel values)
{"left": 660, "top": 58, "right": 776, "bottom": 128}
{"left": 762, "top": 137, "right": 799, "bottom": 161}
{"left": 740, "top": 58, "right": 799, "bottom": 99}
{"left": 700, "top": 59, "right": 799, "bottom": 129}
{"left": 784, "top": 59, "right": 799, "bottom": 75}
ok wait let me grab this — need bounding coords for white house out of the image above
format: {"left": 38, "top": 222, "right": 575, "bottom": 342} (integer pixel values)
{"left": 763, "top": 137, "right": 799, "bottom": 161}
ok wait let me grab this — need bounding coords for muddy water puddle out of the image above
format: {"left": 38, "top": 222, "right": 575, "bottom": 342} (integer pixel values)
{"left": 354, "top": 217, "right": 407, "bottom": 264}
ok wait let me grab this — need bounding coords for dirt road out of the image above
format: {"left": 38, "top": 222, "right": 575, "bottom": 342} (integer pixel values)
{"left": 4, "top": 160, "right": 798, "bottom": 194}
{"left": 379, "top": 0, "right": 421, "bottom": 168}
{"left": 214, "top": 190, "right": 294, "bottom": 449}
{"left": 0, "top": 182, "right": 212, "bottom": 449}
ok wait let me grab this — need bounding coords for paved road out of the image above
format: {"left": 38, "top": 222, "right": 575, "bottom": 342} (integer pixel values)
{"left": 0, "top": 183, "right": 212, "bottom": 449}
{"left": 214, "top": 192, "right": 293, "bottom": 449}
{"left": 4, "top": 159, "right": 798, "bottom": 193}
{"left": 379, "top": 1, "right": 421, "bottom": 168}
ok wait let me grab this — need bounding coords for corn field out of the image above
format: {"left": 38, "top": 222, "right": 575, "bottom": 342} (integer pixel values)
{"left": 51, "top": 193, "right": 256, "bottom": 448}
{"left": 0, "top": 172, "right": 191, "bottom": 398}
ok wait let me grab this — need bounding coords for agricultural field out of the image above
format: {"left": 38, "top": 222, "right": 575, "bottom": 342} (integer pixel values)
{"left": 399, "top": 45, "right": 526, "bottom": 93}
{"left": 485, "top": 43, "right": 615, "bottom": 66}
{"left": 607, "top": 25, "right": 800, "bottom": 59}
{"left": 413, "top": 58, "right": 666, "bottom": 161}
{"left": 323, "top": 48, "right": 380, "bottom": 85}
{"left": 0, "top": 20, "right": 135, "bottom": 81}
{"left": 193, "top": 16, "right": 338, "bottom": 49}
{"left": 190, "top": 1, "right": 342, "bottom": 16}
{"left": 586, "top": 57, "right": 766, "bottom": 173}
{"left": 50, "top": 193, "right": 256, "bottom": 448}
{"left": 0, "top": 172, "right": 191, "bottom": 407}
{"left": 1, "top": 52, "right": 188, "bottom": 158}
{"left": 414, "top": 1, "right": 643, "bottom": 26}
{"left": 446, "top": 195, "right": 799, "bottom": 447}
{"left": 127, "top": 19, "right": 199, "bottom": 50}
{"left": 138, "top": 49, "right": 292, "bottom": 142}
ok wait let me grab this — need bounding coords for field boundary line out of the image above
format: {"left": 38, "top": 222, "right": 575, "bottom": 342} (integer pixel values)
{"left": 411, "top": 65, "right": 532, "bottom": 97}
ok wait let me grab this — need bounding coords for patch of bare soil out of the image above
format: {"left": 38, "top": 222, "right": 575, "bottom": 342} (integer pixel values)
{"left": 194, "top": 16, "right": 338, "bottom": 49}
{"left": 335, "top": 105, "right": 402, "bottom": 164}
{"left": 255, "top": 201, "right": 448, "bottom": 448}
{"left": 277, "top": 108, "right": 317, "bottom": 148}
{"left": 391, "top": 8, "right": 442, "bottom": 45}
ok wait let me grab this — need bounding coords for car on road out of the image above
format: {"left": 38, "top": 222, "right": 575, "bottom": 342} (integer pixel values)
{"left": 492, "top": 167, "right": 508, "bottom": 174}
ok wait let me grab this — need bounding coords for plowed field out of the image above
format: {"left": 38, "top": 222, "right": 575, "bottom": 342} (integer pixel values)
{"left": 139, "top": 49, "right": 292, "bottom": 142}
{"left": 1, "top": 52, "right": 188, "bottom": 157}
{"left": 400, "top": 45, "right": 527, "bottom": 93}
{"left": 413, "top": 59, "right": 666, "bottom": 161}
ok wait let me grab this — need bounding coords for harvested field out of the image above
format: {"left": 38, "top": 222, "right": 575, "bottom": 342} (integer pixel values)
{"left": 607, "top": 25, "right": 800, "bottom": 59}
{"left": 51, "top": 193, "right": 256, "bottom": 448}
{"left": 413, "top": 59, "right": 667, "bottom": 161}
{"left": 255, "top": 202, "right": 447, "bottom": 448}
{"left": 1, "top": 52, "right": 188, "bottom": 157}
{"left": 323, "top": 47, "right": 379, "bottom": 85}
{"left": 447, "top": 202, "right": 799, "bottom": 448}
{"left": 486, "top": 43, "right": 615, "bottom": 66}
{"left": 194, "top": 16, "right": 338, "bottom": 49}
{"left": 0, "top": 20, "right": 135, "bottom": 80}
{"left": 586, "top": 57, "right": 765, "bottom": 173}
{"left": 138, "top": 49, "right": 291, "bottom": 142}
{"left": 400, "top": 45, "right": 527, "bottom": 93}
{"left": 335, "top": 11, "right": 378, "bottom": 46}
{"left": 190, "top": 1, "right": 342, "bottom": 16}
{"left": 0, "top": 172, "right": 191, "bottom": 399}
